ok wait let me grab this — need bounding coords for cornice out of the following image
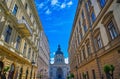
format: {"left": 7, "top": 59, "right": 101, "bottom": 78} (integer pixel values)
{"left": 28, "top": 0, "right": 43, "bottom": 31}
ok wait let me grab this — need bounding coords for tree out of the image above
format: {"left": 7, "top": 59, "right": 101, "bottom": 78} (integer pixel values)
{"left": 3, "top": 66, "right": 9, "bottom": 72}
{"left": 67, "top": 76, "right": 70, "bottom": 79}
{"left": 70, "top": 73, "right": 74, "bottom": 79}
{"left": 82, "top": 72, "right": 87, "bottom": 79}
{"left": 104, "top": 64, "right": 115, "bottom": 79}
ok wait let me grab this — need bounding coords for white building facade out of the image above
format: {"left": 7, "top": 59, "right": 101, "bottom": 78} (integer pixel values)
{"left": 50, "top": 45, "right": 69, "bottom": 79}
{"left": 37, "top": 31, "right": 50, "bottom": 79}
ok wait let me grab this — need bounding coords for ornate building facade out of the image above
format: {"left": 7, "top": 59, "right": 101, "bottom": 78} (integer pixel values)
{"left": 0, "top": 0, "right": 44, "bottom": 79}
{"left": 50, "top": 45, "right": 69, "bottom": 79}
{"left": 37, "top": 31, "right": 50, "bottom": 79}
{"left": 68, "top": 0, "right": 120, "bottom": 79}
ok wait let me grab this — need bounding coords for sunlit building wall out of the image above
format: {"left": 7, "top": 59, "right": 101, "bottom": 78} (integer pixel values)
{"left": 68, "top": 0, "right": 120, "bottom": 79}
{"left": 37, "top": 31, "right": 50, "bottom": 79}
{"left": 0, "top": 0, "right": 43, "bottom": 79}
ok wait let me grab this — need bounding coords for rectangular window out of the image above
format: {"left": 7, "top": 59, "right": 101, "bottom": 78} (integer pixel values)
{"left": 83, "top": 25, "right": 88, "bottom": 33}
{"left": 88, "top": 0, "right": 92, "bottom": 7}
{"left": 82, "top": 10, "right": 84, "bottom": 19}
{"left": 23, "top": 43, "right": 27, "bottom": 54}
{"left": 16, "top": 36, "right": 21, "bottom": 50}
{"left": 32, "top": 52, "right": 34, "bottom": 61}
{"left": 22, "top": 16, "right": 25, "bottom": 20}
{"left": 85, "top": 2, "right": 89, "bottom": 12}
{"left": 91, "top": 12, "right": 96, "bottom": 23}
{"left": 99, "top": 0, "right": 106, "bottom": 8}
{"left": 82, "top": 48, "right": 86, "bottom": 60}
{"left": 107, "top": 21, "right": 118, "bottom": 40}
{"left": 79, "top": 20, "right": 81, "bottom": 27}
{"left": 96, "top": 35, "right": 103, "bottom": 49}
{"left": 12, "top": 4, "right": 18, "bottom": 15}
{"left": 30, "top": 13, "right": 32, "bottom": 19}
{"left": 87, "top": 43, "right": 91, "bottom": 55}
{"left": 80, "top": 52, "right": 82, "bottom": 62}
{"left": 86, "top": 71, "right": 89, "bottom": 79}
{"left": 28, "top": 48, "right": 31, "bottom": 59}
{"left": 92, "top": 70, "right": 96, "bottom": 79}
{"left": 79, "top": 73, "right": 82, "bottom": 79}
{"left": 80, "top": 32, "right": 83, "bottom": 40}
{"left": 4, "top": 25, "right": 12, "bottom": 43}
{"left": 25, "top": 3, "right": 28, "bottom": 10}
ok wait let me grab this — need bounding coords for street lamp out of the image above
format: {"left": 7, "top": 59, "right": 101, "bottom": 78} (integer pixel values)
{"left": 30, "top": 60, "right": 35, "bottom": 79}
{"left": 75, "top": 66, "right": 78, "bottom": 79}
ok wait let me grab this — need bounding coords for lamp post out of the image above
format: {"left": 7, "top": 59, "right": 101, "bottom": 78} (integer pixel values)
{"left": 75, "top": 66, "right": 78, "bottom": 79}
{"left": 30, "top": 60, "right": 35, "bottom": 79}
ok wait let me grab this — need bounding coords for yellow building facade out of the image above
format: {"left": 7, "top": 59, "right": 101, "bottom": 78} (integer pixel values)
{"left": 0, "top": 0, "right": 42, "bottom": 79}
{"left": 68, "top": 0, "right": 120, "bottom": 79}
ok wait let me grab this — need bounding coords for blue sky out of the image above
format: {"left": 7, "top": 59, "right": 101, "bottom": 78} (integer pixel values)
{"left": 35, "top": 0, "right": 78, "bottom": 64}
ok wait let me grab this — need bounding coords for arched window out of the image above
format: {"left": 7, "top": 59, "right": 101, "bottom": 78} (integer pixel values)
{"left": 19, "top": 67, "right": 23, "bottom": 79}
{"left": 14, "top": 67, "right": 19, "bottom": 79}
{"left": 56, "top": 67, "right": 63, "bottom": 79}
{"left": 8, "top": 63, "right": 15, "bottom": 79}
{"left": 25, "top": 69, "right": 28, "bottom": 79}
{"left": 0, "top": 61, "right": 4, "bottom": 76}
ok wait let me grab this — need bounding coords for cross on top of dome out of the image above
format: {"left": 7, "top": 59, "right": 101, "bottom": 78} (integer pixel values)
{"left": 55, "top": 44, "right": 63, "bottom": 55}
{"left": 58, "top": 44, "right": 61, "bottom": 51}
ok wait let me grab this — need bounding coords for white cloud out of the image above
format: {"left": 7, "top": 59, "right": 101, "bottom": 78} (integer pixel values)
{"left": 50, "top": 58, "right": 54, "bottom": 64}
{"left": 38, "top": 3, "right": 44, "bottom": 9}
{"left": 67, "top": 1, "right": 73, "bottom": 7}
{"left": 51, "top": 0, "right": 58, "bottom": 5}
{"left": 61, "top": 3, "right": 66, "bottom": 9}
{"left": 65, "top": 57, "right": 69, "bottom": 64}
{"left": 45, "top": 9, "right": 52, "bottom": 15}
{"left": 53, "top": 52, "right": 56, "bottom": 55}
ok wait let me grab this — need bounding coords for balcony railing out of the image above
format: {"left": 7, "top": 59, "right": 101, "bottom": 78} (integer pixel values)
{"left": 18, "top": 20, "right": 32, "bottom": 37}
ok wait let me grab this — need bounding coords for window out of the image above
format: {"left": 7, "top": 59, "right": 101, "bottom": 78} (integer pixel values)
{"left": 79, "top": 73, "right": 82, "bottom": 79}
{"left": 87, "top": 43, "right": 91, "bottom": 55}
{"left": 88, "top": 0, "right": 92, "bottom": 7}
{"left": 96, "top": 34, "right": 103, "bottom": 49}
{"left": 82, "top": 10, "right": 84, "bottom": 19}
{"left": 8, "top": 64, "right": 15, "bottom": 79}
{"left": 82, "top": 48, "right": 86, "bottom": 60}
{"left": 83, "top": 25, "right": 88, "bottom": 33}
{"left": 86, "top": 71, "right": 89, "bottom": 79}
{"left": 25, "top": 3, "right": 28, "bottom": 10}
{"left": 19, "top": 68, "right": 23, "bottom": 79}
{"left": 91, "top": 12, "right": 96, "bottom": 23}
{"left": 80, "top": 32, "right": 83, "bottom": 40}
{"left": 16, "top": 36, "right": 21, "bottom": 50}
{"left": 92, "top": 69, "right": 96, "bottom": 79}
{"left": 28, "top": 48, "right": 31, "bottom": 59}
{"left": 32, "top": 52, "right": 34, "bottom": 61}
{"left": 85, "top": 2, "right": 89, "bottom": 12}
{"left": 0, "top": 61, "right": 4, "bottom": 74}
{"left": 4, "top": 25, "right": 12, "bottom": 43}
{"left": 22, "top": 16, "right": 25, "bottom": 20}
{"left": 30, "top": 13, "right": 32, "bottom": 19}
{"left": 107, "top": 21, "right": 118, "bottom": 40}
{"left": 25, "top": 69, "right": 28, "bottom": 79}
{"left": 99, "top": 0, "right": 106, "bottom": 8}
{"left": 12, "top": 4, "right": 18, "bottom": 15}
{"left": 79, "top": 20, "right": 81, "bottom": 27}
{"left": 23, "top": 43, "right": 27, "bottom": 54}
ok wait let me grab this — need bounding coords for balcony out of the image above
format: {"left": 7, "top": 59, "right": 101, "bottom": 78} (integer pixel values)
{"left": 18, "top": 20, "right": 32, "bottom": 37}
